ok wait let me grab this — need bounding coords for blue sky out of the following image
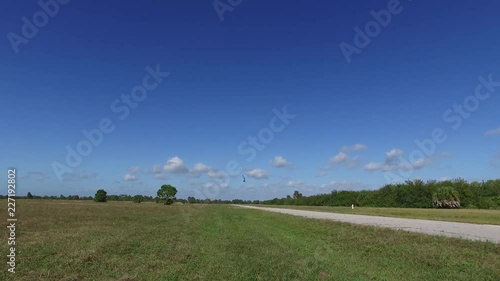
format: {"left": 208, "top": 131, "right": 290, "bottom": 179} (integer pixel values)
{"left": 1, "top": 0, "right": 499, "bottom": 200}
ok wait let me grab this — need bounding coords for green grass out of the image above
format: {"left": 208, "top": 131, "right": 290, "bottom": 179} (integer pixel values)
{"left": 2, "top": 200, "right": 499, "bottom": 280}
{"left": 256, "top": 205, "right": 500, "bottom": 225}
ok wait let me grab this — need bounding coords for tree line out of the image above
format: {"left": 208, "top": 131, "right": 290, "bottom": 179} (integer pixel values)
{"left": 6, "top": 178, "right": 500, "bottom": 209}
{"left": 9, "top": 184, "right": 260, "bottom": 205}
{"left": 9, "top": 192, "right": 261, "bottom": 205}
{"left": 261, "top": 178, "right": 500, "bottom": 209}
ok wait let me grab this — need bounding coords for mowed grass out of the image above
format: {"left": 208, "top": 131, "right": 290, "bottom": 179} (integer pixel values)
{"left": 257, "top": 205, "right": 500, "bottom": 225}
{"left": 1, "top": 200, "right": 499, "bottom": 281}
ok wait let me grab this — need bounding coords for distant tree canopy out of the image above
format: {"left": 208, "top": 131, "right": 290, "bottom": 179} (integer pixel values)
{"left": 7, "top": 178, "right": 500, "bottom": 210}
{"left": 133, "top": 195, "right": 144, "bottom": 203}
{"left": 94, "top": 189, "right": 107, "bottom": 202}
{"left": 293, "top": 190, "right": 303, "bottom": 199}
{"left": 157, "top": 184, "right": 177, "bottom": 205}
{"left": 261, "top": 179, "right": 500, "bottom": 209}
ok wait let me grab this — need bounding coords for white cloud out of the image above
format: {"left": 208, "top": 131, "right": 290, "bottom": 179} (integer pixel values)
{"left": 164, "top": 156, "right": 189, "bottom": 174}
{"left": 327, "top": 152, "right": 362, "bottom": 169}
{"left": 412, "top": 158, "right": 432, "bottom": 169}
{"left": 287, "top": 180, "right": 304, "bottom": 188}
{"left": 123, "top": 174, "right": 137, "bottom": 181}
{"left": 364, "top": 148, "right": 408, "bottom": 172}
{"left": 386, "top": 149, "right": 403, "bottom": 161}
{"left": 189, "top": 163, "right": 233, "bottom": 180}
{"left": 342, "top": 144, "right": 368, "bottom": 152}
{"left": 203, "top": 182, "right": 214, "bottom": 189}
{"left": 485, "top": 128, "right": 500, "bottom": 136}
{"left": 192, "top": 163, "right": 213, "bottom": 173}
{"left": 270, "top": 156, "right": 293, "bottom": 168}
{"left": 364, "top": 148, "right": 443, "bottom": 172}
{"left": 207, "top": 170, "right": 227, "bottom": 179}
{"left": 190, "top": 162, "right": 217, "bottom": 177}
{"left": 364, "top": 162, "right": 387, "bottom": 171}
{"left": 246, "top": 169, "right": 269, "bottom": 179}
{"left": 329, "top": 152, "right": 349, "bottom": 164}
{"left": 325, "top": 144, "right": 368, "bottom": 171}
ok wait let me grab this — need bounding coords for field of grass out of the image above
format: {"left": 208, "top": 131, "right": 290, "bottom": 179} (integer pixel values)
{"left": 257, "top": 205, "right": 500, "bottom": 225}
{"left": 2, "top": 200, "right": 499, "bottom": 280}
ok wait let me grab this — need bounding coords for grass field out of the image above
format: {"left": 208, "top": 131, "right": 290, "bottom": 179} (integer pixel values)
{"left": 257, "top": 205, "right": 500, "bottom": 225}
{"left": 2, "top": 200, "right": 499, "bottom": 280}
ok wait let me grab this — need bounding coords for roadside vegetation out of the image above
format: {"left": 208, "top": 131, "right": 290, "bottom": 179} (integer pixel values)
{"left": 261, "top": 178, "right": 500, "bottom": 209}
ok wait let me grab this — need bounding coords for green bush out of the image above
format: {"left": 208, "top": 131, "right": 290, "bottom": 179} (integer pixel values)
{"left": 432, "top": 186, "right": 460, "bottom": 208}
{"left": 94, "top": 189, "right": 107, "bottom": 202}
{"left": 492, "top": 196, "right": 500, "bottom": 209}
{"left": 133, "top": 195, "right": 144, "bottom": 203}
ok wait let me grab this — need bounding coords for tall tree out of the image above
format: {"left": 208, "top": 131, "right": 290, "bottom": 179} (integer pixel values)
{"left": 293, "top": 190, "right": 303, "bottom": 199}
{"left": 157, "top": 184, "right": 178, "bottom": 205}
{"left": 94, "top": 189, "right": 107, "bottom": 202}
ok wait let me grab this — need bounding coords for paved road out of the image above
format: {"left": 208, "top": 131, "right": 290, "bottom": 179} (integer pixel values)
{"left": 234, "top": 205, "right": 500, "bottom": 244}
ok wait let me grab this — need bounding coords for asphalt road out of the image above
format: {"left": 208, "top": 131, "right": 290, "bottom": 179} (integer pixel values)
{"left": 234, "top": 205, "right": 500, "bottom": 244}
